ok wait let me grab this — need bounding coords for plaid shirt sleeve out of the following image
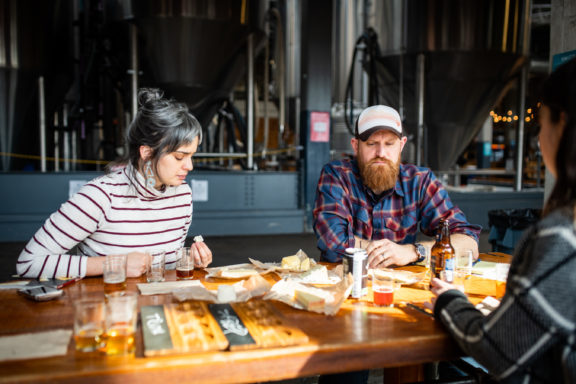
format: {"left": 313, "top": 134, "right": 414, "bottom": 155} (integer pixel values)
{"left": 313, "top": 163, "right": 355, "bottom": 262}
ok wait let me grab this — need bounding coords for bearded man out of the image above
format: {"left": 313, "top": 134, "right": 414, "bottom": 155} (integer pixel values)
{"left": 313, "top": 105, "right": 481, "bottom": 268}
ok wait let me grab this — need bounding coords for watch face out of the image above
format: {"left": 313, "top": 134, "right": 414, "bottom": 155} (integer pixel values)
{"left": 416, "top": 244, "right": 425, "bottom": 256}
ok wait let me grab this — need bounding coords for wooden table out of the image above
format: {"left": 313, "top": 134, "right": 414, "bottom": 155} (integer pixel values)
{"left": 0, "top": 254, "right": 510, "bottom": 383}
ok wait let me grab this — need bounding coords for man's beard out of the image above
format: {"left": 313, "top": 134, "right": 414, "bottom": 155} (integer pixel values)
{"left": 358, "top": 154, "right": 400, "bottom": 193}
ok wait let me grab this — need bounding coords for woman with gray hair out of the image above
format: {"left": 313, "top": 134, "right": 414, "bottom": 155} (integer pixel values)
{"left": 17, "top": 88, "right": 212, "bottom": 278}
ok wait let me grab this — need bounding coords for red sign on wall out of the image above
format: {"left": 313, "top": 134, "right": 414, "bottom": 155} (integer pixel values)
{"left": 309, "top": 111, "right": 330, "bottom": 142}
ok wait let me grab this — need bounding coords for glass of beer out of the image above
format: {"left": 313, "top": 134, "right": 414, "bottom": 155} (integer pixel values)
{"left": 372, "top": 269, "right": 395, "bottom": 307}
{"left": 103, "top": 255, "right": 127, "bottom": 295}
{"left": 146, "top": 250, "right": 166, "bottom": 283}
{"left": 74, "top": 298, "right": 106, "bottom": 352}
{"left": 176, "top": 247, "right": 195, "bottom": 280}
{"left": 104, "top": 291, "right": 138, "bottom": 356}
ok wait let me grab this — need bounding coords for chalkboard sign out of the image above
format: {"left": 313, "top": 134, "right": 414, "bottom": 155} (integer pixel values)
{"left": 141, "top": 305, "right": 174, "bottom": 354}
{"left": 208, "top": 303, "right": 256, "bottom": 347}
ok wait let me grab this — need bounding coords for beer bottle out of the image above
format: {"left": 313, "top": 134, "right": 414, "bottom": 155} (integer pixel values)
{"left": 430, "top": 219, "right": 455, "bottom": 281}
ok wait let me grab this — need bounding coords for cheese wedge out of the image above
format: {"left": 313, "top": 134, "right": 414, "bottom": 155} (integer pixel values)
{"left": 281, "top": 255, "right": 312, "bottom": 271}
{"left": 300, "top": 257, "right": 311, "bottom": 271}
{"left": 295, "top": 289, "right": 325, "bottom": 311}
{"left": 282, "top": 255, "right": 301, "bottom": 270}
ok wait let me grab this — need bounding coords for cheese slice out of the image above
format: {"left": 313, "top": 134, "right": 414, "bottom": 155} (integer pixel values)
{"left": 295, "top": 289, "right": 325, "bottom": 311}
{"left": 281, "top": 255, "right": 313, "bottom": 271}
{"left": 282, "top": 255, "right": 301, "bottom": 270}
{"left": 220, "top": 268, "right": 259, "bottom": 279}
{"left": 298, "top": 265, "right": 329, "bottom": 283}
{"left": 300, "top": 257, "right": 311, "bottom": 271}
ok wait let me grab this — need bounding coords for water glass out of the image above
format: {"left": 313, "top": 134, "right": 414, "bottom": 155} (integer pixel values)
{"left": 494, "top": 263, "right": 510, "bottom": 298}
{"left": 456, "top": 249, "right": 474, "bottom": 276}
{"left": 439, "top": 269, "right": 454, "bottom": 284}
{"left": 74, "top": 299, "right": 106, "bottom": 352}
{"left": 146, "top": 250, "right": 166, "bottom": 283}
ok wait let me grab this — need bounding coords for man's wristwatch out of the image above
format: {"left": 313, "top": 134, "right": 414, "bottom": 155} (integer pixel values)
{"left": 414, "top": 243, "right": 426, "bottom": 263}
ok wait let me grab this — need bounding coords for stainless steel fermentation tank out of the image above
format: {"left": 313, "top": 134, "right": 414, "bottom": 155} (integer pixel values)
{"left": 333, "top": 0, "right": 530, "bottom": 172}
{"left": 112, "top": 1, "right": 266, "bottom": 122}
{"left": 0, "top": 0, "right": 268, "bottom": 171}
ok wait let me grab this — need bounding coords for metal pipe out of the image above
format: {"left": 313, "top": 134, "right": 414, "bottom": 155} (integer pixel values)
{"left": 9, "top": 0, "right": 17, "bottom": 69}
{"left": 263, "top": 14, "right": 270, "bottom": 158}
{"left": 72, "top": 129, "right": 77, "bottom": 171}
{"left": 416, "top": 53, "right": 425, "bottom": 166}
{"left": 38, "top": 76, "right": 46, "bottom": 172}
{"left": 53, "top": 112, "right": 59, "bottom": 172}
{"left": 276, "top": 11, "right": 286, "bottom": 144}
{"left": 130, "top": 23, "right": 138, "bottom": 121}
{"left": 246, "top": 33, "right": 254, "bottom": 169}
{"left": 514, "top": 0, "right": 531, "bottom": 191}
{"left": 196, "top": 152, "right": 252, "bottom": 158}
{"left": 514, "top": 66, "right": 528, "bottom": 191}
{"left": 63, "top": 104, "right": 70, "bottom": 172}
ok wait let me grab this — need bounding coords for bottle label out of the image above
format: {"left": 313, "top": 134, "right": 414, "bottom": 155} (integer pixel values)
{"left": 445, "top": 258, "right": 454, "bottom": 271}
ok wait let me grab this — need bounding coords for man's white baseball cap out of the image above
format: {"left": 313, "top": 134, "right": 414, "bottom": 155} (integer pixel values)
{"left": 355, "top": 105, "right": 403, "bottom": 141}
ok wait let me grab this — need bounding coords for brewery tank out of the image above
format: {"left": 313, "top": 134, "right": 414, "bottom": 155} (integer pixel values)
{"left": 334, "top": 0, "right": 530, "bottom": 171}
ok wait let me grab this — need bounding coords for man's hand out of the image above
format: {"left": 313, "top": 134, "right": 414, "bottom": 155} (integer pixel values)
{"left": 365, "top": 239, "right": 418, "bottom": 268}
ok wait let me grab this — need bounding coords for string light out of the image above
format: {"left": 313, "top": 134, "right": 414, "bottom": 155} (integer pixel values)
{"left": 490, "top": 108, "right": 536, "bottom": 124}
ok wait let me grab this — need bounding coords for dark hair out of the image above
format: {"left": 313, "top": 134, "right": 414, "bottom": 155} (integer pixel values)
{"left": 540, "top": 57, "right": 576, "bottom": 215}
{"left": 109, "top": 88, "right": 202, "bottom": 175}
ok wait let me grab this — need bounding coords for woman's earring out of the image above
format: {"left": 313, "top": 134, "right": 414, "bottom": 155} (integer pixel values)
{"left": 144, "top": 161, "right": 156, "bottom": 189}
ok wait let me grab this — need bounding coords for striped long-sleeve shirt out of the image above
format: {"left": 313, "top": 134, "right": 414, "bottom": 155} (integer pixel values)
{"left": 434, "top": 206, "right": 576, "bottom": 383}
{"left": 17, "top": 165, "right": 193, "bottom": 278}
{"left": 313, "top": 159, "right": 481, "bottom": 262}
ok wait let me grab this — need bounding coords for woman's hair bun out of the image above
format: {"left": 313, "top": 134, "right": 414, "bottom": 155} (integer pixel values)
{"left": 138, "top": 88, "right": 164, "bottom": 108}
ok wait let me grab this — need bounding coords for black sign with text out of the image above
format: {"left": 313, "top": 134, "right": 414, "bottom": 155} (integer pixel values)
{"left": 208, "top": 303, "right": 255, "bottom": 347}
{"left": 141, "top": 305, "right": 174, "bottom": 353}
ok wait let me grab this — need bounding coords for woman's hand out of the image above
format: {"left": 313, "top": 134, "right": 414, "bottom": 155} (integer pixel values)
{"left": 192, "top": 241, "right": 213, "bottom": 268}
{"left": 125, "top": 252, "right": 148, "bottom": 277}
{"left": 423, "top": 278, "right": 456, "bottom": 311}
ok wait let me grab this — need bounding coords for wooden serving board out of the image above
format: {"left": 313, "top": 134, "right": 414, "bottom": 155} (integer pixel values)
{"left": 142, "top": 300, "right": 309, "bottom": 356}
{"left": 230, "top": 300, "right": 309, "bottom": 350}
{"left": 142, "top": 301, "right": 229, "bottom": 356}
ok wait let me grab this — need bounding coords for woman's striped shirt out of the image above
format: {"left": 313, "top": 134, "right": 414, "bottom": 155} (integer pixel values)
{"left": 17, "top": 165, "right": 193, "bottom": 278}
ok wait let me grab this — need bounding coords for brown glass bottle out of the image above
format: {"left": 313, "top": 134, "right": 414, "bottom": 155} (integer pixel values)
{"left": 430, "top": 219, "right": 455, "bottom": 280}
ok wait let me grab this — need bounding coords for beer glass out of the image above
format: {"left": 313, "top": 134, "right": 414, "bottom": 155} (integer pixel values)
{"left": 176, "top": 247, "right": 196, "bottom": 280}
{"left": 103, "top": 254, "right": 127, "bottom": 295}
{"left": 146, "top": 250, "right": 166, "bottom": 283}
{"left": 105, "top": 291, "right": 138, "bottom": 356}
{"left": 74, "top": 299, "right": 106, "bottom": 352}
{"left": 371, "top": 269, "right": 395, "bottom": 307}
